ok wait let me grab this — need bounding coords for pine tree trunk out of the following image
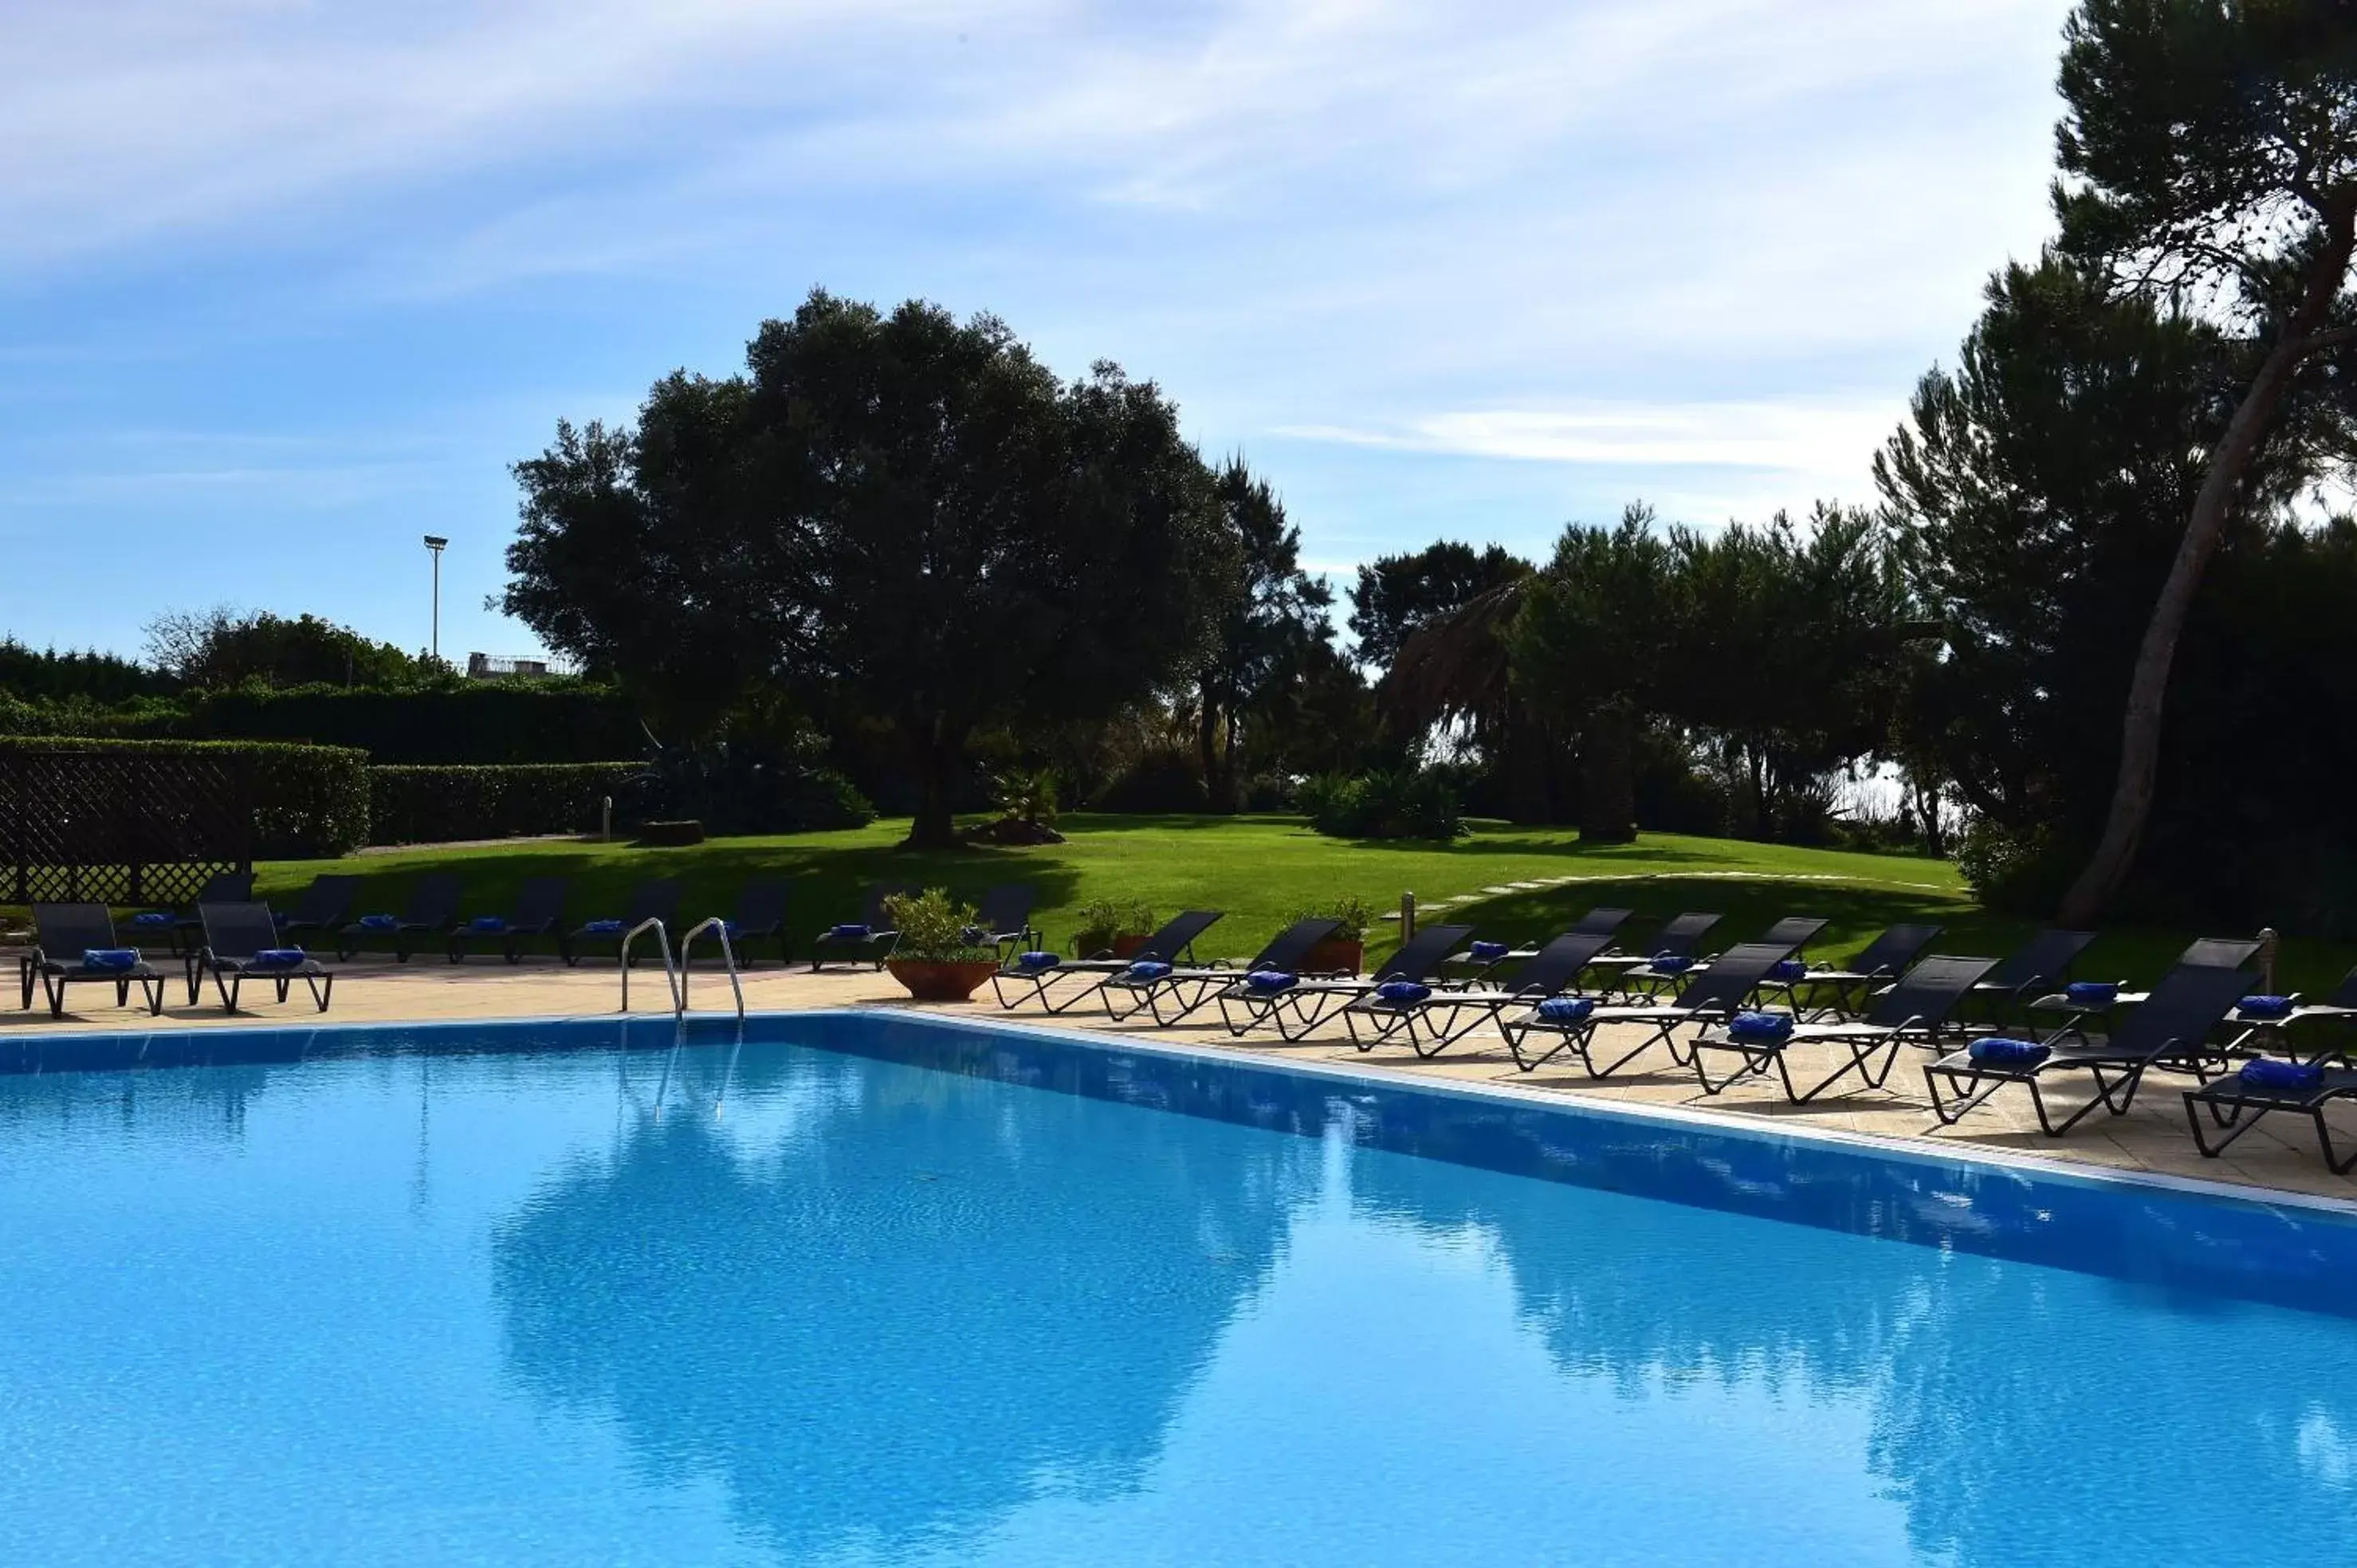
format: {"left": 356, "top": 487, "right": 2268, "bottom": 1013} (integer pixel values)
{"left": 2059, "top": 204, "right": 2355, "bottom": 925}
{"left": 902, "top": 714, "right": 964, "bottom": 849}
{"left": 1579, "top": 708, "right": 1637, "bottom": 843}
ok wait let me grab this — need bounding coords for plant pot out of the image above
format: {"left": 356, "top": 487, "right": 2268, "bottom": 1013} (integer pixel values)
{"left": 1303, "top": 937, "right": 1364, "bottom": 976}
{"left": 1111, "top": 933, "right": 1155, "bottom": 960}
{"left": 886, "top": 958, "right": 1002, "bottom": 1003}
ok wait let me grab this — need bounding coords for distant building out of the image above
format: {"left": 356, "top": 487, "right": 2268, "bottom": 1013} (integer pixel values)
{"left": 466, "top": 651, "right": 579, "bottom": 681}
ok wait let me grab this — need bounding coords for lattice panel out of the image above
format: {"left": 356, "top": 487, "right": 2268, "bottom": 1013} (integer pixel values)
{"left": 1, "top": 749, "right": 253, "bottom": 906}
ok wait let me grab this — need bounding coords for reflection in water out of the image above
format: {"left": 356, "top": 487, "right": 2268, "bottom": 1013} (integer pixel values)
{"left": 492, "top": 1043, "right": 1322, "bottom": 1559}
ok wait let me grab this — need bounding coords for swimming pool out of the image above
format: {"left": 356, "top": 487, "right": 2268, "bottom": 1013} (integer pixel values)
{"left": 1, "top": 1010, "right": 2352, "bottom": 1566}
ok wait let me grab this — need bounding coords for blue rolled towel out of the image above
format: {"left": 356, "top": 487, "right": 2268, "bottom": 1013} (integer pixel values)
{"left": 253, "top": 948, "right": 307, "bottom": 969}
{"left": 2237, "top": 994, "right": 2294, "bottom": 1021}
{"left": 468, "top": 915, "right": 508, "bottom": 933}
{"left": 1768, "top": 958, "right": 1807, "bottom": 982}
{"left": 357, "top": 914, "right": 400, "bottom": 932}
{"left": 2065, "top": 980, "right": 2119, "bottom": 1008}
{"left": 1245, "top": 969, "right": 1298, "bottom": 994}
{"left": 131, "top": 911, "right": 175, "bottom": 928}
{"left": 1015, "top": 950, "right": 1059, "bottom": 971}
{"left": 1469, "top": 941, "right": 1510, "bottom": 961}
{"left": 1537, "top": 996, "right": 1595, "bottom": 1024}
{"left": 1126, "top": 960, "right": 1173, "bottom": 981}
{"left": 1728, "top": 1010, "right": 1794, "bottom": 1044}
{"left": 1970, "top": 1036, "right": 2050, "bottom": 1068}
{"left": 2239, "top": 1057, "right": 2324, "bottom": 1093}
{"left": 1376, "top": 980, "right": 1432, "bottom": 1005}
{"left": 827, "top": 923, "right": 872, "bottom": 942}
{"left": 81, "top": 949, "right": 140, "bottom": 972}
{"left": 581, "top": 918, "right": 626, "bottom": 935}
{"left": 1650, "top": 952, "right": 1694, "bottom": 974}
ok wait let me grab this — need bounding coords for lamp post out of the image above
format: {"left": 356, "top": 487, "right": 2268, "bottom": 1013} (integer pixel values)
{"left": 422, "top": 535, "right": 448, "bottom": 662}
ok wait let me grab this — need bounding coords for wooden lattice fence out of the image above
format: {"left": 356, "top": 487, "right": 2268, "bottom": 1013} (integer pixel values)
{"left": 0, "top": 748, "right": 254, "bottom": 905}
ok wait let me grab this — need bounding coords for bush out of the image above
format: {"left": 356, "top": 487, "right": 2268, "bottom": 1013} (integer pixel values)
{"left": 1071, "top": 898, "right": 1155, "bottom": 955}
{"left": 1304, "top": 767, "right": 1465, "bottom": 841}
{"left": 1089, "top": 745, "right": 1208, "bottom": 812}
{"left": 0, "top": 736, "right": 369, "bottom": 859}
{"left": 1956, "top": 819, "right": 2076, "bottom": 914}
{"left": 168, "top": 682, "right": 645, "bottom": 764}
{"left": 884, "top": 887, "right": 997, "bottom": 962}
{"left": 368, "top": 763, "right": 640, "bottom": 846}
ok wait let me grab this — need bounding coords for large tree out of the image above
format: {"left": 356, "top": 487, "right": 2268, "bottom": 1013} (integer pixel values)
{"left": 2050, "top": 0, "right": 2357, "bottom": 922}
{"left": 505, "top": 291, "right": 1232, "bottom": 847}
{"left": 1192, "top": 460, "right": 1334, "bottom": 812}
{"left": 1347, "top": 540, "right": 1528, "bottom": 670}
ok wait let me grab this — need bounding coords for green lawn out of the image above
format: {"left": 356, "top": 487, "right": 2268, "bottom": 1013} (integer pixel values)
{"left": 206, "top": 812, "right": 2351, "bottom": 992}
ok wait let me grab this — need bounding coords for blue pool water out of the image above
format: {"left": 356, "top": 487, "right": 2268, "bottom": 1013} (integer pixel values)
{"left": 2, "top": 1012, "right": 2354, "bottom": 1566}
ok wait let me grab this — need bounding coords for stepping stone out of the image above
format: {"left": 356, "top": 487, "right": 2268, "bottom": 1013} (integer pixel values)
{"left": 1480, "top": 886, "right": 1515, "bottom": 895}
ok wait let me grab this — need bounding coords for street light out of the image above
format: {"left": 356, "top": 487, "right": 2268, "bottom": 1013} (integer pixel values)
{"left": 422, "top": 535, "right": 449, "bottom": 662}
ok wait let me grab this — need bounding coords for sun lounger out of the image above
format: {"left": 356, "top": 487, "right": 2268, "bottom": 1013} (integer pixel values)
{"left": 2023, "top": 936, "right": 2264, "bottom": 1040}
{"left": 1762, "top": 922, "right": 1943, "bottom": 1020}
{"left": 2182, "top": 1058, "right": 2357, "bottom": 1174}
{"left": 1628, "top": 913, "right": 1819, "bottom": 1000}
{"left": 336, "top": 873, "right": 462, "bottom": 962}
{"left": 189, "top": 902, "right": 334, "bottom": 1013}
{"left": 809, "top": 882, "right": 917, "bottom": 972}
{"left": 1690, "top": 953, "right": 1998, "bottom": 1102}
{"left": 967, "top": 884, "right": 1040, "bottom": 959}
{"left": 19, "top": 903, "right": 167, "bottom": 1018}
{"left": 1098, "top": 918, "right": 1340, "bottom": 1025}
{"left": 563, "top": 879, "right": 682, "bottom": 966}
{"left": 1444, "top": 906, "right": 1632, "bottom": 984}
{"left": 1498, "top": 941, "right": 1798, "bottom": 1076}
{"left": 1589, "top": 911, "right": 1727, "bottom": 996}
{"left": 1347, "top": 929, "right": 1620, "bottom": 1057}
{"left": 707, "top": 880, "right": 790, "bottom": 966}
{"left": 273, "top": 875, "right": 360, "bottom": 949}
{"left": 131, "top": 870, "right": 254, "bottom": 957}
{"left": 1215, "top": 925, "right": 1474, "bottom": 1043}
{"left": 1967, "top": 929, "right": 2096, "bottom": 1023}
{"left": 990, "top": 910, "right": 1225, "bottom": 1013}
{"left": 447, "top": 877, "right": 569, "bottom": 964}
{"left": 1925, "top": 962, "right": 2256, "bottom": 1136}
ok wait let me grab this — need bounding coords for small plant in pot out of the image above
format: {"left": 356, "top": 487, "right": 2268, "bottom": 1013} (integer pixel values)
{"left": 1072, "top": 898, "right": 1156, "bottom": 958}
{"left": 882, "top": 889, "right": 1003, "bottom": 1002}
{"left": 1293, "top": 895, "right": 1377, "bottom": 975}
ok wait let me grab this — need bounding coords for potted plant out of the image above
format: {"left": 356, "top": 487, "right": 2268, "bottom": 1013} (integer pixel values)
{"left": 1295, "top": 895, "right": 1377, "bottom": 975}
{"left": 1072, "top": 898, "right": 1156, "bottom": 958}
{"left": 882, "top": 888, "right": 1004, "bottom": 1002}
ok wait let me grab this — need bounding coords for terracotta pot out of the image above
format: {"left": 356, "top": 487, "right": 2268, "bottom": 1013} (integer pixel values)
{"left": 886, "top": 958, "right": 1002, "bottom": 1003}
{"left": 1303, "top": 937, "right": 1365, "bottom": 976}
{"left": 1111, "top": 933, "right": 1154, "bottom": 960}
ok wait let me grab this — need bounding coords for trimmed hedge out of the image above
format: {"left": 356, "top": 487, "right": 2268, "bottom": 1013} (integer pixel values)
{"left": 0, "top": 735, "right": 370, "bottom": 859}
{"left": 370, "top": 763, "right": 642, "bottom": 846}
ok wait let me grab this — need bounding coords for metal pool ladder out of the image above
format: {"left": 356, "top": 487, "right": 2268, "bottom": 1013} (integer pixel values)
{"left": 619, "top": 916, "right": 745, "bottom": 1020}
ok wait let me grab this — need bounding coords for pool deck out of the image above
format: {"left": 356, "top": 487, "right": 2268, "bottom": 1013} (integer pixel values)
{"left": 7, "top": 952, "right": 2354, "bottom": 1203}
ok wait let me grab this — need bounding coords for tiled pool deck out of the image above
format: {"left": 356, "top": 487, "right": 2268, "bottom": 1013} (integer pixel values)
{"left": 7, "top": 951, "right": 2354, "bottom": 1203}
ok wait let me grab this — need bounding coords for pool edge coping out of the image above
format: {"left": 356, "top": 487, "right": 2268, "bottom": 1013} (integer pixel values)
{"left": 19, "top": 1002, "right": 2351, "bottom": 1223}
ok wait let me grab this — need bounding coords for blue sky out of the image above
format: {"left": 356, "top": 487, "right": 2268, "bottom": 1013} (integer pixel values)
{"left": 0, "top": 0, "right": 2070, "bottom": 663}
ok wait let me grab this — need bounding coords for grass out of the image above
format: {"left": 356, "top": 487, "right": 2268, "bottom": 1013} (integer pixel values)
{"left": 187, "top": 812, "right": 2356, "bottom": 992}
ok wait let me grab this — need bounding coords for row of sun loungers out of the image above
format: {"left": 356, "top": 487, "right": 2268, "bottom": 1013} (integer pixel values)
{"left": 984, "top": 909, "right": 2357, "bottom": 1177}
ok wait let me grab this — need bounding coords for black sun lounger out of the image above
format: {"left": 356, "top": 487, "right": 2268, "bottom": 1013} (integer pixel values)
{"left": 336, "top": 872, "right": 462, "bottom": 961}
{"left": 1926, "top": 962, "right": 2256, "bottom": 1136}
{"left": 274, "top": 875, "right": 360, "bottom": 948}
{"left": 967, "top": 883, "right": 1041, "bottom": 959}
{"left": 990, "top": 910, "right": 1225, "bottom": 1013}
{"left": 190, "top": 902, "right": 334, "bottom": 1013}
{"left": 2025, "top": 936, "right": 2265, "bottom": 1040}
{"left": 810, "top": 883, "right": 917, "bottom": 972}
{"left": 2183, "top": 1060, "right": 2357, "bottom": 1174}
{"left": 1212, "top": 925, "right": 1474, "bottom": 1043}
{"left": 1348, "top": 930, "right": 1619, "bottom": 1058}
{"left": 131, "top": 869, "right": 254, "bottom": 956}
{"left": 563, "top": 879, "right": 682, "bottom": 966}
{"left": 448, "top": 877, "right": 568, "bottom": 964}
{"left": 1446, "top": 906, "right": 1632, "bottom": 983}
{"left": 1690, "top": 953, "right": 1998, "bottom": 1102}
{"left": 1498, "top": 941, "right": 1800, "bottom": 1077}
{"left": 1098, "top": 917, "right": 1339, "bottom": 1026}
{"left": 708, "top": 880, "right": 790, "bottom": 967}
{"left": 1763, "top": 922, "right": 1943, "bottom": 1020}
{"left": 1968, "top": 929, "right": 2096, "bottom": 1024}
{"left": 20, "top": 903, "right": 166, "bottom": 1018}
{"left": 1591, "top": 911, "right": 1727, "bottom": 995}
{"left": 2223, "top": 964, "right": 2357, "bottom": 1063}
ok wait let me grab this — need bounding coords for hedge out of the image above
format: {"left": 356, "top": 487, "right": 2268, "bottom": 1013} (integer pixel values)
{"left": 369, "top": 763, "right": 642, "bottom": 846}
{"left": 0, "top": 736, "right": 371, "bottom": 859}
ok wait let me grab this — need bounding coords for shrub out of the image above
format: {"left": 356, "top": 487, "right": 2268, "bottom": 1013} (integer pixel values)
{"left": 1955, "top": 819, "right": 2076, "bottom": 915}
{"left": 0, "top": 736, "right": 369, "bottom": 859}
{"left": 368, "top": 763, "right": 640, "bottom": 846}
{"left": 884, "top": 887, "right": 998, "bottom": 962}
{"left": 1305, "top": 767, "right": 1465, "bottom": 841}
{"left": 1089, "top": 745, "right": 1208, "bottom": 812}
{"left": 1071, "top": 898, "right": 1155, "bottom": 955}
{"left": 1290, "top": 894, "right": 1380, "bottom": 942}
